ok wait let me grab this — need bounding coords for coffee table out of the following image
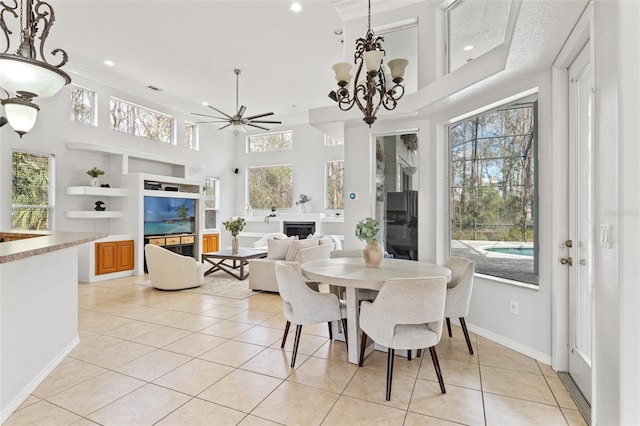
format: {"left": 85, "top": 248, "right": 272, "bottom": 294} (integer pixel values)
{"left": 202, "top": 248, "right": 267, "bottom": 280}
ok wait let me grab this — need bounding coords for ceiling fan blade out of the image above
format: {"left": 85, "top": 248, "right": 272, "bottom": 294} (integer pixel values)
{"left": 207, "top": 105, "right": 233, "bottom": 119}
{"left": 237, "top": 105, "right": 246, "bottom": 117}
{"left": 245, "top": 111, "right": 274, "bottom": 120}
{"left": 191, "top": 112, "right": 228, "bottom": 120}
{"left": 250, "top": 120, "right": 282, "bottom": 124}
{"left": 247, "top": 123, "right": 270, "bottom": 131}
{"left": 195, "top": 120, "right": 230, "bottom": 124}
{"left": 219, "top": 123, "right": 232, "bottom": 130}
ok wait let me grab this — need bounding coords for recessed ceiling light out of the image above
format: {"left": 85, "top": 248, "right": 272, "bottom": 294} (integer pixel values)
{"left": 202, "top": 102, "right": 208, "bottom": 106}
{"left": 463, "top": 45, "right": 474, "bottom": 51}
{"left": 290, "top": 2, "right": 302, "bottom": 12}
{"left": 104, "top": 59, "right": 114, "bottom": 66}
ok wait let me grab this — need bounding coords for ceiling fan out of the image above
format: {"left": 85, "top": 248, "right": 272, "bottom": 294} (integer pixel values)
{"left": 192, "top": 69, "right": 281, "bottom": 133}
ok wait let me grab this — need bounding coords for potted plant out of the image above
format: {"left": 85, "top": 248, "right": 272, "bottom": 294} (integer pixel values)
{"left": 87, "top": 167, "right": 105, "bottom": 187}
{"left": 355, "top": 217, "right": 382, "bottom": 267}
{"left": 223, "top": 217, "right": 246, "bottom": 254}
{"left": 296, "top": 194, "right": 311, "bottom": 213}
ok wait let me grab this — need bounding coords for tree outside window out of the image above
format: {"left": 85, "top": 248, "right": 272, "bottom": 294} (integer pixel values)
{"left": 110, "top": 97, "right": 174, "bottom": 143}
{"left": 203, "top": 177, "right": 219, "bottom": 229}
{"left": 12, "top": 151, "right": 55, "bottom": 230}
{"left": 326, "top": 160, "right": 344, "bottom": 209}
{"left": 450, "top": 101, "right": 537, "bottom": 284}
{"left": 247, "top": 130, "right": 292, "bottom": 153}
{"left": 248, "top": 165, "right": 293, "bottom": 209}
{"left": 70, "top": 86, "right": 96, "bottom": 126}
{"left": 185, "top": 122, "right": 198, "bottom": 150}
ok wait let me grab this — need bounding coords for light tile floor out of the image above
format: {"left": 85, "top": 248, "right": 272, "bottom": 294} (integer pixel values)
{"left": 6, "top": 275, "right": 587, "bottom": 426}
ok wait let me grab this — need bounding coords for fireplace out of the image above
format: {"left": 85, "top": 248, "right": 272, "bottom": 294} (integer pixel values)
{"left": 283, "top": 221, "right": 316, "bottom": 239}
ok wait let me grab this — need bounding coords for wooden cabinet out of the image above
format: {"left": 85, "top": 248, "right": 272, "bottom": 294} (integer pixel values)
{"left": 202, "top": 233, "right": 219, "bottom": 253}
{"left": 96, "top": 240, "right": 134, "bottom": 275}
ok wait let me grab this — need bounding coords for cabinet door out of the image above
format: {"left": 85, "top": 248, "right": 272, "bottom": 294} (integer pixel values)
{"left": 117, "top": 240, "right": 135, "bottom": 271}
{"left": 211, "top": 233, "right": 219, "bottom": 251}
{"left": 96, "top": 242, "right": 118, "bottom": 275}
{"left": 202, "top": 233, "right": 219, "bottom": 253}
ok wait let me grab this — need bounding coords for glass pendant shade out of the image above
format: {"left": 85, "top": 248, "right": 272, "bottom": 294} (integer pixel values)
{"left": 363, "top": 50, "right": 384, "bottom": 72}
{"left": 0, "top": 55, "right": 70, "bottom": 98}
{"left": 2, "top": 97, "right": 39, "bottom": 136}
{"left": 332, "top": 62, "right": 353, "bottom": 83}
{"left": 388, "top": 58, "right": 409, "bottom": 80}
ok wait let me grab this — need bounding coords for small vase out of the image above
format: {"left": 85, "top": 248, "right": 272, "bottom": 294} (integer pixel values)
{"left": 90, "top": 177, "right": 100, "bottom": 187}
{"left": 231, "top": 236, "right": 239, "bottom": 254}
{"left": 363, "top": 238, "right": 383, "bottom": 268}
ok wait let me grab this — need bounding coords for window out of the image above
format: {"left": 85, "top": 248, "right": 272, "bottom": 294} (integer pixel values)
{"left": 203, "top": 177, "right": 219, "bottom": 229}
{"left": 445, "top": 0, "right": 512, "bottom": 73}
{"left": 70, "top": 86, "right": 96, "bottom": 126}
{"left": 326, "top": 160, "right": 344, "bottom": 209}
{"left": 449, "top": 100, "right": 537, "bottom": 284}
{"left": 248, "top": 165, "right": 293, "bottom": 209}
{"left": 12, "top": 151, "right": 55, "bottom": 230}
{"left": 324, "top": 135, "right": 343, "bottom": 146}
{"left": 110, "top": 97, "right": 174, "bottom": 143}
{"left": 185, "top": 121, "right": 198, "bottom": 150}
{"left": 247, "top": 130, "right": 292, "bottom": 153}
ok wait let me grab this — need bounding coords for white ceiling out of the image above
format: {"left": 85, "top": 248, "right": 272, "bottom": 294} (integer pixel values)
{"left": 43, "top": 0, "right": 588, "bottom": 125}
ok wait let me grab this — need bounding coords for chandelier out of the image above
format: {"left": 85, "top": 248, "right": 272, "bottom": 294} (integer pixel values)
{"left": 330, "top": 0, "right": 408, "bottom": 127}
{"left": 0, "top": 0, "right": 71, "bottom": 137}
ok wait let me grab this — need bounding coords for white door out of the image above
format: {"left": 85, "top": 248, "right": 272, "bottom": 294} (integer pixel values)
{"left": 567, "top": 43, "right": 593, "bottom": 403}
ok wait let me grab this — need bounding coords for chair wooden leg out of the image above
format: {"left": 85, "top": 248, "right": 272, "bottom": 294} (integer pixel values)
{"left": 417, "top": 349, "right": 422, "bottom": 358}
{"left": 459, "top": 317, "right": 474, "bottom": 355}
{"left": 446, "top": 317, "right": 452, "bottom": 337}
{"left": 341, "top": 318, "right": 348, "bottom": 350}
{"left": 291, "top": 324, "right": 303, "bottom": 368}
{"left": 407, "top": 350, "right": 412, "bottom": 361}
{"left": 386, "top": 348, "right": 395, "bottom": 401}
{"left": 281, "top": 321, "right": 291, "bottom": 348}
{"left": 429, "top": 346, "right": 446, "bottom": 394}
{"left": 327, "top": 322, "right": 333, "bottom": 340}
{"left": 358, "top": 332, "right": 368, "bottom": 367}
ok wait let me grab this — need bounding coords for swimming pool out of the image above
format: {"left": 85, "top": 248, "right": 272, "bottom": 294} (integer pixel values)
{"left": 485, "top": 247, "right": 534, "bottom": 257}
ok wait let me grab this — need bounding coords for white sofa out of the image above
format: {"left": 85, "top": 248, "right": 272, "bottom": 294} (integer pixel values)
{"left": 145, "top": 244, "right": 205, "bottom": 290}
{"left": 248, "top": 235, "right": 336, "bottom": 292}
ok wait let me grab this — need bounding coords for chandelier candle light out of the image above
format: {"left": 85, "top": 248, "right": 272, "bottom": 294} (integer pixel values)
{"left": 330, "top": 0, "right": 408, "bottom": 126}
{"left": 0, "top": 0, "right": 71, "bottom": 137}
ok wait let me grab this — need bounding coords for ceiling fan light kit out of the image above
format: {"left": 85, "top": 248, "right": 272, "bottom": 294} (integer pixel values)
{"left": 192, "top": 68, "right": 282, "bottom": 133}
{"left": 330, "top": 0, "right": 408, "bottom": 127}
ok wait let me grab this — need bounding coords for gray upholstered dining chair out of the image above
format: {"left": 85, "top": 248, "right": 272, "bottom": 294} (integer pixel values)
{"left": 358, "top": 276, "right": 448, "bottom": 400}
{"left": 275, "top": 261, "right": 348, "bottom": 368}
{"left": 443, "top": 257, "right": 475, "bottom": 354}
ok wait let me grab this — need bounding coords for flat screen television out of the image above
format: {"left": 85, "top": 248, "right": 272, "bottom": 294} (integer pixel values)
{"left": 143, "top": 196, "right": 196, "bottom": 236}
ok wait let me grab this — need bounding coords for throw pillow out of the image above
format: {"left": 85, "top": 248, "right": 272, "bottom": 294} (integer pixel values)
{"left": 285, "top": 238, "right": 318, "bottom": 261}
{"left": 267, "top": 237, "right": 295, "bottom": 260}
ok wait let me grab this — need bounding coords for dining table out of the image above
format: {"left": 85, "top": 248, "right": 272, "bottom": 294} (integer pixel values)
{"left": 301, "top": 257, "right": 452, "bottom": 364}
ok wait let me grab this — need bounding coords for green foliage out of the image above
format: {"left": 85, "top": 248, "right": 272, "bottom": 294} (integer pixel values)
{"left": 248, "top": 165, "right": 293, "bottom": 209}
{"left": 176, "top": 204, "right": 189, "bottom": 220}
{"left": 326, "top": 161, "right": 344, "bottom": 209}
{"left": 355, "top": 217, "right": 380, "bottom": 244}
{"left": 87, "top": 167, "right": 105, "bottom": 178}
{"left": 296, "top": 194, "right": 311, "bottom": 205}
{"left": 12, "top": 152, "right": 51, "bottom": 230}
{"left": 223, "top": 217, "right": 246, "bottom": 237}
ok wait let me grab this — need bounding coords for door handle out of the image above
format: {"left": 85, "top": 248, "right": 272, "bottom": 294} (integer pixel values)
{"left": 561, "top": 257, "right": 573, "bottom": 266}
{"left": 565, "top": 240, "right": 573, "bottom": 248}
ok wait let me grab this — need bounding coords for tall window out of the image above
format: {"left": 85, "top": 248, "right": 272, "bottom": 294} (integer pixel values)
{"left": 110, "top": 97, "right": 174, "bottom": 143}
{"left": 185, "top": 121, "right": 198, "bottom": 150}
{"left": 248, "top": 165, "right": 293, "bottom": 209}
{"left": 12, "top": 151, "right": 55, "bottom": 230}
{"left": 70, "top": 86, "right": 96, "bottom": 126}
{"left": 203, "top": 177, "right": 219, "bottom": 229}
{"left": 247, "top": 130, "right": 292, "bottom": 153}
{"left": 450, "top": 101, "right": 537, "bottom": 284}
{"left": 326, "top": 160, "right": 344, "bottom": 209}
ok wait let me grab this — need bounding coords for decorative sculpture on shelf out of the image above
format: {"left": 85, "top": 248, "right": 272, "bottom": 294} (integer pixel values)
{"left": 94, "top": 201, "right": 105, "bottom": 211}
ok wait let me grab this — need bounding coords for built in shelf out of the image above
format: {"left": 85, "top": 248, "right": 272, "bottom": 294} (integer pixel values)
{"left": 66, "top": 186, "right": 129, "bottom": 197}
{"left": 66, "top": 211, "right": 124, "bottom": 219}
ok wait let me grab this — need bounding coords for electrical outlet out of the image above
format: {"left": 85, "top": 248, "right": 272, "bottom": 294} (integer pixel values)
{"left": 510, "top": 300, "right": 519, "bottom": 315}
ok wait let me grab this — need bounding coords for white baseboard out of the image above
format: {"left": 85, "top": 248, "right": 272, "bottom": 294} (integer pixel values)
{"left": 1, "top": 335, "right": 80, "bottom": 424}
{"left": 461, "top": 320, "right": 552, "bottom": 366}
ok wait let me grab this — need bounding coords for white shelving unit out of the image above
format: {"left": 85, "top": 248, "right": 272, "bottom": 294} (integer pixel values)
{"left": 66, "top": 186, "right": 129, "bottom": 219}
